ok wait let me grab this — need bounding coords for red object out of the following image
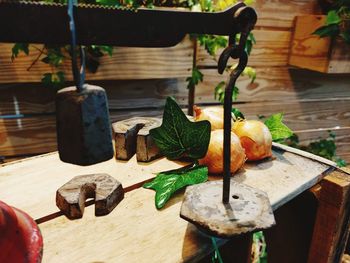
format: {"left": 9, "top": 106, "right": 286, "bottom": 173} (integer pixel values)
{"left": 0, "top": 201, "right": 43, "bottom": 263}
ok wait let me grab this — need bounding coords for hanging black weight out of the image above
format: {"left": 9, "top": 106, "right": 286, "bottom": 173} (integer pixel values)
{"left": 55, "top": 0, "right": 114, "bottom": 165}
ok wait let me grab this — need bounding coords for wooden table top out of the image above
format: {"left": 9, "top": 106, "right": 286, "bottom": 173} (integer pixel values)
{"left": 0, "top": 143, "right": 335, "bottom": 262}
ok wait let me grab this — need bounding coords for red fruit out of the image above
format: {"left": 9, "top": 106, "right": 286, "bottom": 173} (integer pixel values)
{"left": 0, "top": 201, "right": 43, "bottom": 263}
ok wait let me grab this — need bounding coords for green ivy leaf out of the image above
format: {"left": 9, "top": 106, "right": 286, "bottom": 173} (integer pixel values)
{"left": 326, "top": 10, "right": 341, "bottom": 25}
{"left": 264, "top": 113, "right": 293, "bottom": 141}
{"left": 41, "top": 71, "right": 65, "bottom": 89}
{"left": 214, "top": 82, "right": 239, "bottom": 103}
{"left": 143, "top": 164, "right": 208, "bottom": 209}
{"left": 313, "top": 24, "right": 340, "bottom": 38}
{"left": 11, "top": 43, "right": 29, "bottom": 61}
{"left": 186, "top": 67, "right": 203, "bottom": 89}
{"left": 341, "top": 31, "right": 350, "bottom": 44}
{"left": 231, "top": 108, "right": 245, "bottom": 120}
{"left": 41, "top": 49, "right": 64, "bottom": 67}
{"left": 150, "top": 97, "right": 211, "bottom": 160}
{"left": 242, "top": 66, "right": 256, "bottom": 83}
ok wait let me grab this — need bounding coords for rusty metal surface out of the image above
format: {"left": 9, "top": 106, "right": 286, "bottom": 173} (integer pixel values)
{"left": 0, "top": 1, "right": 250, "bottom": 47}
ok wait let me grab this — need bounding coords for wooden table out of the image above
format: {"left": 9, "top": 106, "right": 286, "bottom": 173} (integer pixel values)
{"left": 0, "top": 143, "right": 349, "bottom": 263}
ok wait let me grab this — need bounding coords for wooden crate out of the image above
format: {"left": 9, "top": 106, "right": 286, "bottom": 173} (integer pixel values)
{"left": 289, "top": 15, "right": 350, "bottom": 73}
{"left": 0, "top": 143, "right": 349, "bottom": 262}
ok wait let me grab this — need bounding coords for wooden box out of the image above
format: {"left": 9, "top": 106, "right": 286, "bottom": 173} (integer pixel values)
{"left": 289, "top": 15, "right": 350, "bottom": 73}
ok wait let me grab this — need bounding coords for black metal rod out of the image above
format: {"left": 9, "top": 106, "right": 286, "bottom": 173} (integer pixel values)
{"left": 222, "top": 51, "right": 248, "bottom": 204}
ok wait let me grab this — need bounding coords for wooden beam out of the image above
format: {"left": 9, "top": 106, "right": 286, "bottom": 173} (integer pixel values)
{"left": 308, "top": 170, "right": 350, "bottom": 263}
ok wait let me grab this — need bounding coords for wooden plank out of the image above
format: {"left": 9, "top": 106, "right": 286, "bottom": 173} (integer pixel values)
{"left": 20, "top": 148, "right": 331, "bottom": 262}
{"left": 252, "top": 0, "right": 320, "bottom": 29}
{"left": 328, "top": 38, "right": 350, "bottom": 73}
{"left": 197, "top": 30, "right": 292, "bottom": 68}
{"left": 308, "top": 170, "right": 350, "bottom": 262}
{"left": 289, "top": 15, "right": 331, "bottom": 73}
{"left": 0, "top": 116, "right": 57, "bottom": 156}
{"left": 2, "top": 67, "right": 350, "bottom": 115}
{"left": 1, "top": 99, "right": 350, "bottom": 157}
{"left": 194, "top": 67, "right": 350, "bottom": 104}
{"left": 235, "top": 100, "right": 350, "bottom": 131}
{"left": 0, "top": 37, "right": 193, "bottom": 84}
{"left": 0, "top": 153, "right": 186, "bottom": 220}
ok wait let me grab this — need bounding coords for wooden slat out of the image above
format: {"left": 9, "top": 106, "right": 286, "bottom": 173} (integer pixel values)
{"left": 289, "top": 15, "right": 331, "bottom": 73}
{"left": 194, "top": 67, "right": 350, "bottom": 104}
{"left": 2, "top": 67, "right": 350, "bottom": 115}
{"left": 252, "top": 0, "right": 320, "bottom": 29}
{"left": 197, "top": 30, "right": 291, "bottom": 68}
{"left": 0, "top": 116, "right": 57, "bottom": 156}
{"left": 1, "top": 98, "right": 350, "bottom": 158}
{"left": 0, "top": 37, "right": 193, "bottom": 83}
{"left": 0, "top": 147, "right": 328, "bottom": 262}
{"left": 308, "top": 170, "right": 350, "bottom": 262}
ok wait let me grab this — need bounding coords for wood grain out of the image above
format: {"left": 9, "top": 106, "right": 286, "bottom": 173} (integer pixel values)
{"left": 0, "top": 145, "right": 332, "bottom": 262}
{"left": 252, "top": 0, "right": 321, "bottom": 29}
{"left": 0, "top": 37, "right": 193, "bottom": 83}
{"left": 308, "top": 170, "right": 350, "bottom": 262}
{"left": 289, "top": 15, "right": 350, "bottom": 73}
{"left": 1, "top": 67, "right": 350, "bottom": 115}
{"left": 197, "top": 30, "right": 292, "bottom": 68}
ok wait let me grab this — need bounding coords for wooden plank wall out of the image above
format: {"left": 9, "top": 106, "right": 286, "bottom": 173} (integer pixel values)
{"left": 0, "top": 0, "right": 350, "bottom": 163}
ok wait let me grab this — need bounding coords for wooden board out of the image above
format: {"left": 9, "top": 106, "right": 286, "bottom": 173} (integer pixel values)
{"left": 0, "top": 37, "right": 193, "bottom": 83}
{"left": 197, "top": 30, "right": 292, "bottom": 68}
{"left": 289, "top": 15, "right": 350, "bottom": 73}
{"left": 0, "top": 145, "right": 334, "bottom": 262}
{"left": 252, "top": 0, "right": 320, "bottom": 29}
{"left": 2, "top": 67, "right": 350, "bottom": 115}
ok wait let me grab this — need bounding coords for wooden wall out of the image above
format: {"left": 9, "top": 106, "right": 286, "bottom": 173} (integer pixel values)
{"left": 0, "top": 0, "right": 350, "bottom": 163}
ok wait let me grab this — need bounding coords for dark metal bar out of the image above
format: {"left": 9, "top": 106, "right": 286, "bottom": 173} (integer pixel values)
{"left": 0, "top": 1, "right": 246, "bottom": 47}
{"left": 222, "top": 51, "right": 248, "bottom": 204}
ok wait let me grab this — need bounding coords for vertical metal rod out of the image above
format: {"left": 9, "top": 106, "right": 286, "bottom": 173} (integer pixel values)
{"left": 222, "top": 52, "right": 248, "bottom": 204}
{"left": 68, "top": 0, "right": 83, "bottom": 92}
{"left": 188, "top": 36, "right": 198, "bottom": 116}
{"left": 222, "top": 81, "right": 233, "bottom": 204}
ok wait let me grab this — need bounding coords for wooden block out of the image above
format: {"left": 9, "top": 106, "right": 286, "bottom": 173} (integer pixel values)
{"left": 56, "top": 84, "right": 114, "bottom": 165}
{"left": 56, "top": 173, "right": 124, "bottom": 219}
{"left": 289, "top": 15, "right": 350, "bottom": 73}
{"left": 308, "top": 170, "right": 350, "bottom": 263}
{"left": 112, "top": 117, "right": 162, "bottom": 162}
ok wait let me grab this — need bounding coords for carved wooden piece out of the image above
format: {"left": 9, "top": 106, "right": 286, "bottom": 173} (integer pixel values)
{"left": 112, "top": 117, "right": 162, "bottom": 162}
{"left": 56, "top": 84, "right": 114, "bottom": 165}
{"left": 56, "top": 174, "right": 124, "bottom": 219}
{"left": 180, "top": 180, "right": 275, "bottom": 238}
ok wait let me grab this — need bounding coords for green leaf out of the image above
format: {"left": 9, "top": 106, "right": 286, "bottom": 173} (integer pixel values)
{"left": 11, "top": 43, "right": 29, "bottom": 61}
{"left": 150, "top": 97, "right": 211, "bottom": 160}
{"left": 242, "top": 66, "right": 256, "bottom": 83}
{"left": 341, "top": 31, "right": 350, "bottom": 44}
{"left": 313, "top": 24, "right": 340, "bottom": 38}
{"left": 326, "top": 10, "right": 341, "bottom": 25}
{"left": 264, "top": 113, "right": 293, "bottom": 141}
{"left": 143, "top": 164, "right": 208, "bottom": 209}
{"left": 186, "top": 67, "right": 203, "bottom": 89}
{"left": 41, "top": 49, "right": 64, "bottom": 67}
{"left": 41, "top": 71, "right": 65, "bottom": 89}
{"left": 231, "top": 108, "right": 245, "bottom": 120}
{"left": 214, "top": 81, "right": 225, "bottom": 103}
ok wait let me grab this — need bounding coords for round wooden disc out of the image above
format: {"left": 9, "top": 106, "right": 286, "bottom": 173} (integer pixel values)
{"left": 180, "top": 180, "right": 275, "bottom": 238}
